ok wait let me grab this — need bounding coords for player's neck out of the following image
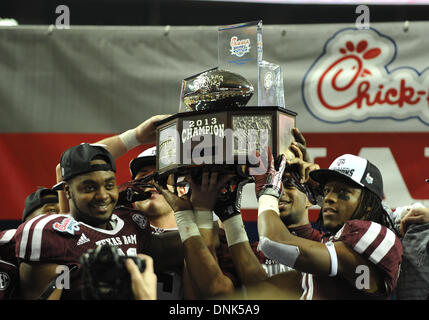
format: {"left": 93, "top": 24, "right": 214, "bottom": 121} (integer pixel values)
{"left": 285, "top": 211, "right": 310, "bottom": 229}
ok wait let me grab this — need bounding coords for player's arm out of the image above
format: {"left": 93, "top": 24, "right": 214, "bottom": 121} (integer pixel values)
{"left": 19, "top": 262, "right": 62, "bottom": 300}
{"left": 96, "top": 114, "right": 170, "bottom": 159}
{"left": 55, "top": 163, "right": 69, "bottom": 213}
{"left": 154, "top": 174, "right": 236, "bottom": 298}
{"left": 227, "top": 241, "right": 268, "bottom": 285}
{"left": 253, "top": 150, "right": 386, "bottom": 294}
{"left": 213, "top": 178, "right": 268, "bottom": 286}
{"left": 258, "top": 209, "right": 384, "bottom": 293}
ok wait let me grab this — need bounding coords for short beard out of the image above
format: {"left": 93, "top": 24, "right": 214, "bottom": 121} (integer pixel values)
{"left": 70, "top": 192, "right": 112, "bottom": 228}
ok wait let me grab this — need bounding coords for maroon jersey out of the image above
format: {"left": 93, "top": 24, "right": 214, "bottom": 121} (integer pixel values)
{"left": 0, "top": 229, "right": 18, "bottom": 300}
{"left": 15, "top": 207, "right": 152, "bottom": 299}
{"left": 150, "top": 225, "right": 184, "bottom": 300}
{"left": 300, "top": 220, "right": 403, "bottom": 300}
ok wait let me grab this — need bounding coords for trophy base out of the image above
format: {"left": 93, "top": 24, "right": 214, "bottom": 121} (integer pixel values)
{"left": 155, "top": 105, "right": 297, "bottom": 180}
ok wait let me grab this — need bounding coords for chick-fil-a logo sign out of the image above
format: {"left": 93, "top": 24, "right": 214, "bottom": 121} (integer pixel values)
{"left": 302, "top": 28, "right": 429, "bottom": 125}
{"left": 230, "top": 36, "right": 251, "bottom": 58}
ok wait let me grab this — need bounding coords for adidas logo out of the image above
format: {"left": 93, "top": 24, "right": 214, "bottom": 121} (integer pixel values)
{"left": 77, "top": 233, "right": 90, "bottom": 246}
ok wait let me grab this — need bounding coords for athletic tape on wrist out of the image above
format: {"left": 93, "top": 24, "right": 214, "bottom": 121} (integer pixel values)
{"left": 174, "top": 210, "right": 200, "bottom": 243}
{"left": 257, "top": 236, "right": 300, "bottom": 268}
{"left": 223, "top": 215, "right": 249, "bottom": 247}
{"left": 258, "top": 194, "right": 280, "bottom": 216}
{"left": 325, "top": 241, "right": 338, "bottom": 277}
{"left": 194, "top": 210, "right": 213, "bottom": 229}
{"left": 119, "top": 129, "right": 140, "bottom": 151}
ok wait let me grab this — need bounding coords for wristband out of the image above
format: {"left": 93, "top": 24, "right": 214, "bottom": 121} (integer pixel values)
{"left": 119, "top": 129, "right": 140, "bottom": 151}
{"left": 258, "top": 194, "right": 280, "bottom": 216}
{"left": 325, "top": 241, "right": 338, "bottom": 277}
{"left": 223, "top": 215, "right": 249, "bottom": 247}
{"left": 194, "top": 210, "right": 213, "bottom": 229}
{"left": 174, "top": 210, "right": 200, "bottom": 243}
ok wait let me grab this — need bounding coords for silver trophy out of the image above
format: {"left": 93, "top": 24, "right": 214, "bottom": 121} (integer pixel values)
{"left": 156, "top": 21, "right": 296, "bottom": 179}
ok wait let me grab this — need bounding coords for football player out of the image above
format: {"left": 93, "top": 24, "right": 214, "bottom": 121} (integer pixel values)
{"left": 249, "top": 150, "right": 403, "bottom": 299}
{"left": 91, "top": 118, "right": 240, "bottom": 299}
{"left": 53, "top": 115, "right": 187, "bottom": 299}
{"left": 153, "top": 128, "right": 312, "bottom": 298}
{"left": 0, "top": 187, "right": 59, "bottom": 300}
{"left": 130, "top": 148, "right": 259, "bottom": 299}
{"left": 15, "top": 143, "right": 183, "bottom": 299}
{"left": 128, "top": 147, "right": 178, "bottom": 232}
{"left": 126, "top": 147, "right": 186, "bottom": 299}
{"left": 22, "top": 187, "right": 60, "bottom": 222}
{"left": 154, "top": 170, "right": 268, "bottom": 298}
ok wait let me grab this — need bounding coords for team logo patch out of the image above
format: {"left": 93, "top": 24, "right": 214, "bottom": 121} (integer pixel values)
{"left": 366, "top": 173, "right": 374, "bottom": 184}
{"left": 336, "top": 158, "right": 346, "bottom": 166}
{"left": 77, "top": 233, "right": 90, "bottom": 246}
{"left": 52, "top": 217, "right": 80, "bottom": 235}
{"left": 132, "top": 214, "right": 148, "bottom": 230}
{"left": 0, "top": 272, "right": 10, "bottom": 291}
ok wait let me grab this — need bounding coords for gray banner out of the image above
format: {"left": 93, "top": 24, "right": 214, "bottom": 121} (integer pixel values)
{"left": 1, "top": 22, "right": 429, "bottom": 133}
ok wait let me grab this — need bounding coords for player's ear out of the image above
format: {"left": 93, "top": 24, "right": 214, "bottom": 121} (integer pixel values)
{"left": 64, "top": 183, "right": 71, "bottom": 199}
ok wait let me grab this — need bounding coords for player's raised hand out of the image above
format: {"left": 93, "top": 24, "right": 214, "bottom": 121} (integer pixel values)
{"left": 135, "top": 114, "right": 171, "bottom": 144}
{"left": 249, "top": 147, "right": 286, "bottom": 199}
{"left": 186, "top": 171, "right": 234, "bottom": 211}
{"left": 292, "top": 127, "right": 310, "bottom": 162}
{"left": 152, "top": 180, "right": 192, "bottom": 212}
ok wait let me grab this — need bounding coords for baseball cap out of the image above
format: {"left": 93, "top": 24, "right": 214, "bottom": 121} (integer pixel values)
{"left": 53, "top": 143, "right": 116, "bottom": 190}
{"left": 129, "top": 146, "right": 157, "bottom": 179}
{"left": 22, "top": 187, "right": 59, "bottom": 221}
{"left": 309, "top": 154, "right": 383, "bottom": 200}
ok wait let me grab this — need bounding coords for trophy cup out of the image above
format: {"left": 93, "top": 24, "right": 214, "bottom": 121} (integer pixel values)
{"left": 155, "top": 21, "right": 297, "bottom": 183}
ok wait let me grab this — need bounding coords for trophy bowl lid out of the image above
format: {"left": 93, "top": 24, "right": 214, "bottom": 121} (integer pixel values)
{"left": 181, "top": 68, "right": 254, "bottom": 112}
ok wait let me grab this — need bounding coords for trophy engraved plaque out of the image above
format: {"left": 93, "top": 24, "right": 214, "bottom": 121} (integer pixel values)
{"left": 156, "top": 105, "right": 296, "bottom": 178}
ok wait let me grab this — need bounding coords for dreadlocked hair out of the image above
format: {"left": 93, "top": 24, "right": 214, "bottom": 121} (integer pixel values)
{"left": 316, "top": 188, "right": 400, "bottom": 237}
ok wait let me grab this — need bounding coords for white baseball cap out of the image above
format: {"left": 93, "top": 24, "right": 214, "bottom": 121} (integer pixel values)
{"left": 310, "top": 154, "right": 384, "bottom": 200}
